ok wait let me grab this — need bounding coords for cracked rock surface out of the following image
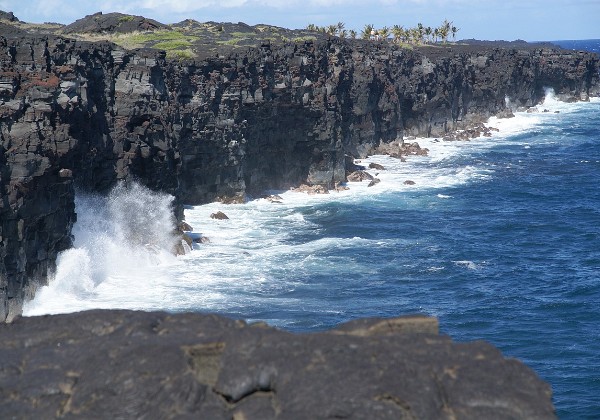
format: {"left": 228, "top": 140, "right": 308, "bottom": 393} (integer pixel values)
{"left": 0, "top": 311, "right": 555, "bottom": 419}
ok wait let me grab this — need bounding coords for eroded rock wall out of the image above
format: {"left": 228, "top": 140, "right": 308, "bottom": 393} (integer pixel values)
{"left": 1, "top": 34, "right": 599, "bottom": 319}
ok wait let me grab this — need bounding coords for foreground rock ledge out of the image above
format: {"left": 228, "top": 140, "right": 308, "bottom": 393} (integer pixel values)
{"left": 0, "top": 311, "right": 554, "bottom": 419}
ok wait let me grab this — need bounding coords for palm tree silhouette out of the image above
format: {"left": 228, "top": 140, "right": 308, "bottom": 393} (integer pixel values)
{"left": 362, "top": 24, "right": 375, "bottom": 40}
{"left": 379, "top": 26, "right": 390, "bottom": 41}
{"left": 392, "top": 25, "right": 404, "bottom": 44}
{"left": 425, "top": 26, "right": 433, "bottom": 44}
{"left": 451, "top": 25, "right": 459, "bottom": 42}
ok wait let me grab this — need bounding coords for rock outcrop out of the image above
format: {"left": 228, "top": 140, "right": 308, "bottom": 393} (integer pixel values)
{"left": 0, "top": 13, "right": 599, "bottom": 319}
{"left": 0, "top": 310, "right": 556, "bottom": 418}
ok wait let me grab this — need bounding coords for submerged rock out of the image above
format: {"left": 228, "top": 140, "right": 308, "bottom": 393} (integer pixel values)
{"left": 369, "top": 162, "right": 385, "bottom": 170}
{"left": 292, "top": 184, "right": 330, "bottom": 194}
{"left": 368, "top": 178, "right": 381, "bottom": 187}
{"left": 0, "top": 311, "right": 556, "bottom": 418}
{"left": 210, "top": 211, "right": 229, "bottom": 220}
{"left": 347, "top": 170, "right": 375, "bottom": 182}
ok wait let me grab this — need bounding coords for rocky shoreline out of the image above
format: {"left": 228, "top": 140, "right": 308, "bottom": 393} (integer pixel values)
{"left": 1, "top": 10, "right": 598, "bottom": 417}
{"left": 1, "top": 11, "right": 598, "bottom": 319}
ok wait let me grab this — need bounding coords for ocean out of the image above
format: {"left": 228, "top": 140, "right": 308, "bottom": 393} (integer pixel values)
{"left": 24, "top": 40, "right": 600, "bottom": 418}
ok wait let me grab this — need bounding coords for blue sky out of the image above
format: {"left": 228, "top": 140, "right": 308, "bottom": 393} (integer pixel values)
{"left": 1, "top": 0, "right": 598, "bottom": 41}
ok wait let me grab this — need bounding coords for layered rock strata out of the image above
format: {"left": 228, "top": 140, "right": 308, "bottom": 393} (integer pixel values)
{"left": 0, "top": 311, "right": 557, "bottom": 418}
{"left": 0, "top": 28, "right": 599, "bottom": 319}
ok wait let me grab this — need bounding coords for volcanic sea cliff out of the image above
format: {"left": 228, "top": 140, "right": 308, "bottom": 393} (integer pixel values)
{"left": 0, "top": 11, "right": 599, "bottom": 418}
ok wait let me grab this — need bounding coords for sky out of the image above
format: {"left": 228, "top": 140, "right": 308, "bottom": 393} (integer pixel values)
{"left": 0, "top": 0, "right": 598, "bottom": 42}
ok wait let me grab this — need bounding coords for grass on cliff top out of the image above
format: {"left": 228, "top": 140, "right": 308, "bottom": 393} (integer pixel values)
{"left": 112, "top": 30, "right": 199, "bottom": 49}
{"left": 63, "top": 23, "right": 319, "bottom": 60}
{"left": 109, "top": 30, "right": 200, "bottom": 59}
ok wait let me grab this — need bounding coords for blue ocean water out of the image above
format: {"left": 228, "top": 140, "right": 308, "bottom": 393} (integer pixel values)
{"left": 553, "top": 39, "right": 600, "bottom": 54}
{"left": 24, "top": 41, "right": 600, "bottom": 418}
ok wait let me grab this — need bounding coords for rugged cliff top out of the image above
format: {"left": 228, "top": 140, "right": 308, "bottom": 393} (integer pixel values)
{"left": 0, "top": 10, "right": 569, "bottom": 61}
{"left": 0, "top": 311, "right": 556, "bottom": 418}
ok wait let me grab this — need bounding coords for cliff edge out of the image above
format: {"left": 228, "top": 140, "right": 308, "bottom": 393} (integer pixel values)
{"left": 0, "top": 311, "right": 556, "bottom": 418}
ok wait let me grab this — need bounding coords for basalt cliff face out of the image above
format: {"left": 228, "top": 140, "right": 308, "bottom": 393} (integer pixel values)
{"left": 0, "top": 21, "right": 599, "bottom": 320}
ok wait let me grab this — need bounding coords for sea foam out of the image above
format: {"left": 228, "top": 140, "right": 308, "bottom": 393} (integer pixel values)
{"left": 23, "top": 92, "right": 590, "bottom": 319}
{"left": 23, "top": 182, "right": 180, "bottom": 316}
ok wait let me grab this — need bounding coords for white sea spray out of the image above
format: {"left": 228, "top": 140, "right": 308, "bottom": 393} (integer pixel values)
{"left": 23, "top": 182, "right": 180, "bottom": 315}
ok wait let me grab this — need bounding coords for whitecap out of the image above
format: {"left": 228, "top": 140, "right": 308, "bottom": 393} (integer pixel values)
{"left": 453, "top": 260, "right": 478, "bottom": 270}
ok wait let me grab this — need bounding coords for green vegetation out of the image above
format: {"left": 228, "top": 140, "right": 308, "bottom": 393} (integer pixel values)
{"left": 292, "top": 36, "right": 317, "bottom": 43}
{"left": 154, "top": 40, "right": 192, "bottom": 50}
{"left": 118, "top": 15, "right": 134, "bottom": 23}
{"left": 168, "top": 49, "right": 195, "bottom": 60}
{"left": 216, "top": 39, "right": 242, "bottom": 46}
{"left": 308, "top": 19, "right": 460, "bottom": 45}
{"left": 127, "top": 30, "right": 189, "bottom": 43}
{"left": 110, "top": 30, "right": 199, "bottom": 50}
{"left": 230, "top": 31, "right": 252, "bottom": 38}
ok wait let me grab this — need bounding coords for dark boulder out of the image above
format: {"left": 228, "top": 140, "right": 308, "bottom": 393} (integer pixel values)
{"left": 347, "top": 170, "right": 375, "bottom": 182}
{"left": 369, "top": 162, "right": 385, "bottom": 170}
{"left": 368, "top": 178, "right": 381, "bottom": 187}
{"left": 210, "top": 211, "right": 229, "bottom": 220}
{"left": 0, "top": 10, "right": 19, "bottom": 21}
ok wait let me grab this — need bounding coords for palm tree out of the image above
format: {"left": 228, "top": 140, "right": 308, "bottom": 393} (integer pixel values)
{"left": 339, "top": 29, "right": 348, "bottom": 39}
{"left": 337, "top": 22, "right": 345, "bottom": 34}
{"left": 433, "top": 27, "right": 440, "bottom": 44}
{"left": 451, "top": 25, "right": 459, "bottom": 42}
{"left": 306, "top": 23, "right": 317, "bottom": 31}
{"left": 326, "top": 24, "right": 337, "bottom": 36}
{"left": 440, "top": 19, "right": 451, "bottom": 43}
{"left": 424, "top": 26, "right": 433, "bottom": 44}
{"left": 379, "top": 26, "right": 390, "bottom": 41}
{"left": 392, "top": 25, "right": 404, "bottom": 44}
{"left": 416, "top": 23, "right": 425, "bottom": 44}
{"left": 349, "top": 29, "right": 357, "bottom": 39}
{"left": 362, "top": 23, "right": 375, "bottom": 40}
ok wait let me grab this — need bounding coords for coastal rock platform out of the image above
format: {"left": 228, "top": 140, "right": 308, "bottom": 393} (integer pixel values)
{"left": 0, "top": 310, "right": 555, "bottom": 419}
